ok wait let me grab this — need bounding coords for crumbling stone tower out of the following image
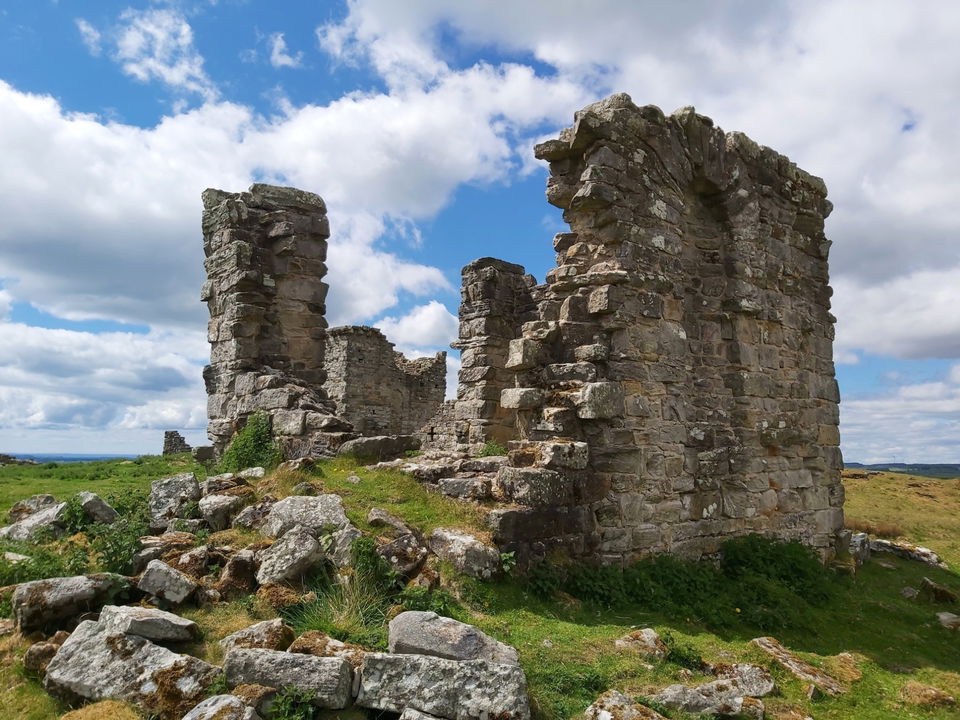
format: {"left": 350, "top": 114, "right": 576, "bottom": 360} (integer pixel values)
{"left": 447, "top": 94, "right": 844, "bottom": 563}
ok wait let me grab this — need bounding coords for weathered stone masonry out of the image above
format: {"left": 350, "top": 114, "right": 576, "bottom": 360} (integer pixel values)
{"left": 436, "top": 94, "right": 844, "bottom": 563}
{"left": 202, "top": 93, "right": 844, "bottom": 564}
{"left": 201, "top": 184, "right": 444, "bottom": 458}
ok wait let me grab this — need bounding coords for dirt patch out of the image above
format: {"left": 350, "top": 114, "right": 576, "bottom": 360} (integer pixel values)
{"left": 60, "top": 700, "right": 141, "bottom": 720}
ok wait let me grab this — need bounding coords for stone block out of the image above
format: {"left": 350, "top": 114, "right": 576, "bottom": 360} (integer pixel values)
{"left": 500, "top": 387, "right": 544, "bottom": 409}
{"left": 576, "top": 382, "right": 625, "bottom": 419}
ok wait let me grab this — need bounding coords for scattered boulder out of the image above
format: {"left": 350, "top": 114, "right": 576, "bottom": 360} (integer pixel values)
{"left": 653, "top": 665, "right": 774, "bottom": 718}
{"left": 338, "top": 434, "right": 420, "bottom": 461}
{"left": 237, "top": 467, "right": 266, "bottom": 480}
{"left": 76, "top": 491, "right": 118, "bottom": 524}
{"left": 919, "top": 576, "right": 958, "bottom": 604}
{"left": 138, "top": 560, "right": 198, "bottom": 605}
{"left": 388, "top": 611, "right": 519, "bottom": 666}
{"left": 400, "top": 710, "right": 445, "bottom": 720}
{"left": 259, "top": 495, "right": 349, "bottom": 538}
{"left": 182, "top": 695, "right": 261, "bottom": 720}
{"left": 328, "top": 523, "right": 363, "bottom": 569}
{"left": 368, "top": 507, "right": 412, "bottom": 535}
{"left": 223, "top": 648, "right": 352, "bottom": 709}
{"left": 199, "top": 494, "right": 246, "bottom": 531}
{"left": 711, "top": 663, "right": 776, "bottom": 697}
{"left": 900, "top": 586, "right": 919, "bottom": 600}
{"left": 584, "top": 690, "right": 667, "bottom": 720}
{"left": 148, "top": 473, "right": 201, "bottom": 531}
{"left": 255, "top": 525, "right": 325, "bottom": 584}
{"left": 232, "top": 684, "right": 277, "bottom": 717}
{"left": 199, "top": 473, "right": 240, "bottom": 496}
{"left": 849, "top": 532, "right": 870, "bottom": 565}
{"left": 357, "top": 653, "right": 530, "bottom": 720}
{"left": 232, "top": 496, "right": 277, "bottom": 531}
{"left": 0, "top": 501, "right": 67, "bottom": 541}
{"left": 288, "top": 630, "right": 366, "bottom": 668}
{"left": 614, "top": 628, "right": 668, "bottom": 659}
{"left": 99, "top": 605, "right": 197, "bottom": 642}
{"left": 428, "top": 528, "right": 500, "bottom": 579}
{"left": 291, "top": 481, "right": 319, "bottom": 496}
{"left": 751, "top": 637, "right": 844, "bottom": 695}
{"left": 219, "top": 619, "right": 295, "bottom": 652}
{"left": 13, "top": 573, "right": 130, "bottom": 632}
{"left": 43, "top": 619, "right": 219, "bottom": 719}
{"left": 3, "top": 551, "right": 31, "bottom": 564}
{"left": 936, "top": 611, "right": 960, "bottom": 630}
{"left": 869, "top": 539, "right": 947, "bottom": 568}
{"left": 216, "top": 549, "right": 258, "bottom": 599}
{"left": 8, "top": 494, "right": 59, "bottom": 523}
{"left": 24, "top": 640, "right": 61, "bottom": 675}
{"left": 379, "top": 533, "right": 428, "bottom": 578}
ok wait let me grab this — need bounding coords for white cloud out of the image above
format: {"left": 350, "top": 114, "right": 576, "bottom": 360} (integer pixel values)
{"left": 0, "top": 289, "right": 11, "bottom": 321}
{"left": 75, "top": 18, "right": 102, "bottom": 56}
{"left": 375, "top": 300, "right": 458, "bottom": 349}
{"left": 269, "top": 32, "right": 303, "bottom": 69}
{"left": 113, "top": 8, "right": 218, "bottom": 100}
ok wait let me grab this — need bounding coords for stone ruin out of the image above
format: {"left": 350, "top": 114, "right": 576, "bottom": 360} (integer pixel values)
{"left": 162, "top": 430, "right": 191, "bottom": 455}
{"left": 201, "top": 93, "right": 845, "bottom": 564}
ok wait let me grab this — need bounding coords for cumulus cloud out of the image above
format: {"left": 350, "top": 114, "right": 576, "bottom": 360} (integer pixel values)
{"left": 841, "top": 369, "right": 960, "bottom": 462}
{"left": 75, "top": 18, "right": 102, "bottom": 56}
{"left": 113, "top": 8, "right": 218, "bottom": 100}
{"left": 269, "top": 32, "right": 303, "bottom": 69}
{"left": 375, "top": 300, "right": 458, "bottom": 349}
{"left": 0, "top": 289, "right": 11, "bottom": 321}
{"left": 0, "top": 323, "right": 207, "bottom": 448}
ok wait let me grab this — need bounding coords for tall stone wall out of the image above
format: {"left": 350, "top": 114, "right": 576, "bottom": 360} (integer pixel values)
{"left": 323, "top": 326, "right": 446, "bottom": 436}
{"left": 474, "top": 94, "right": 843, "bottom": 563}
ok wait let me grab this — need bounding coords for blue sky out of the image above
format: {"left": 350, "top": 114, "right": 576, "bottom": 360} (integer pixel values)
{"left": 1, "top": 0, "right": 959, "bottom": 462}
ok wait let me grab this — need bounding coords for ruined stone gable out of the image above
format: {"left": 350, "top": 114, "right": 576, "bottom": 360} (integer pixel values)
{"left": 438, "top": 93, "right": 844, "bottom": 563}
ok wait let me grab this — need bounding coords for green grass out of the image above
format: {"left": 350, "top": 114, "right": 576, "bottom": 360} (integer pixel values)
{"left": 0, "top": 453, "right": 207, "bottom": 512}
{"left": 1, "top": 457, "right": 958, "bottom": 720}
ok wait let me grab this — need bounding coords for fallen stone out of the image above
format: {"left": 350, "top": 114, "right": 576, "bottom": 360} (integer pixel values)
{"left": 751, "top": 636, "right": 844, "bottom": 695}
{"left": 232, "top": 496, "right": 277, "bottom": 530}
{"left": 328, "top": 523, "right": 363, "bottom": 569}
{"left": 199, "top": 494, "right": 246, "bottom": 531}
{"left": 99, "top": 605, "right": 198, "bottom": 642}
{"left": 199, "top": 474, "right": 240, "bottom": 496}
{"left": 291, "top": 481, "right": 319, "bottom": 496}
{"left": 869, "top": 539, "right": 947, "bottom": 569}
{"left": 8, "top": 494, "right": 59, "bottom": 523}
{"left": 614, "top": 628, "right": 668, "bottom": 659}
{"left": 338, "top": 435, "right": 420, "bottom": 461}
{"left": 357, "top": 654, "right": 530, "bottom": 720}
{"left": 919, "top": 576, "right": 959, "bottom": 604}
{"left": 13, "top": 573, "right": 130, "bottom": 632}
{"left": 936, "top": 611, "right": 960, "bottom": 630}
{"left": 399, "top": 710, "right": 444, "bottom": 720}
{"left": 368, "top": 507, "right": 412, "bottom": 535}
{"left": 654, "top": 680, "right": 752, "bottom": 717}
{"left": 182, "top": 695, "right": 261, "bottom": 720}
{"left": 849, "top": 532, "right": 870, "bottom": 566}
{"left": 259, "top": 495, "right": 349, "bottom": 538}
{"left": 0, "top": 502, "right": 67, "bottom": 541}
{"left": 584, "top": 690, "right": 667, "bottom": 720}
{"left": 232, "top": 684, "right": 277, "bottom": 717}
{"left": 76, "top": 491, "right": 119, "bottom": 524}
{"left": 388, "top": 611, "right": 519, "bottom": 666}
{"left": 140, "top": 531, "right": 197, "bottom": 552}
{"left": 379, "top": 533, "right": 429, "bottom": 578}
{"left": 428, "top": 528, "right": 500, "bottom": 579}
{"left": 288, "top": 630, "right": 366, "bottom": 668}
{"left": 710, "top": 663, "right": 776, "bottom": 697}
{"left": 138, "top": 560, "right": 198, "bottom": 605}
{"left": 223, "top": 648, "right": 352, "bottom": 709}
{"left": 901, "top": 586, "right": 919, "bottom": 599}
{"left": 216, "top": 549, "right": 258, "bottom": 599}
{"left": 219, "top": 619, "right": 295, "bottom": 652}
{"left": 255, "top": 525, "right": 325, "bottom": 584}
{"left": 44, "top": 619, "right": 219, "bottom": 719}
{"left": 24, "top": 640, "right": 60, "bottom": 674}
{"left": 3, "top": 551, "right": 31, "bottom": 564}
{"left": 237, "top": 467, "right": 266, "bottom": 480}
{"left": 148, "top": 473, "right": 201, "bottom": 531}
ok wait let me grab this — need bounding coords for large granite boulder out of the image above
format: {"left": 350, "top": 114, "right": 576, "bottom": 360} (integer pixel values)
{"left": 99, "top": 604, "right": 198, "bottom": 642}
{"left": 356, "top": 653, "right": 530, "bottom": 720}
{"left": 13, "top": 574, "right": 130, "bottom": 631}
{"left": 223, "top": 648, "right": 352, "bottom": 709}
{"left": 148, "top": 473, "right": 201, "bottom": 531}
{"left": 44, "top": 620, "right": 219, "bottom": 719}
{"left": 388, "top": 611, "right": 519, "bottom": 665}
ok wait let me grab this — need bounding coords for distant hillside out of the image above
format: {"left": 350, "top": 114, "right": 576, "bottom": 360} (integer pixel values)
{"left": 845, "top": 462, "right": 960, "bottom": 479}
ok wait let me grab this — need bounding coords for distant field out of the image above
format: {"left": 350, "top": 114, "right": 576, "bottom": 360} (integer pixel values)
{"left": 845, "top": 462, "right": 960, "bottom": 479}
{"left": 0, "top": 454, "right": 205, "bottom": 510}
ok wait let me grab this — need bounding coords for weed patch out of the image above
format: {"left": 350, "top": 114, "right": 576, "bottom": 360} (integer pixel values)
{"left": 219, "top": 412, "right": 282, "bottom": 473}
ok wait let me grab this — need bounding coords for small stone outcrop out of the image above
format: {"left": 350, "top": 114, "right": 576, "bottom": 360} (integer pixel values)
{"left": 428, "top": 528, "right": 500, "bottom": 579}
